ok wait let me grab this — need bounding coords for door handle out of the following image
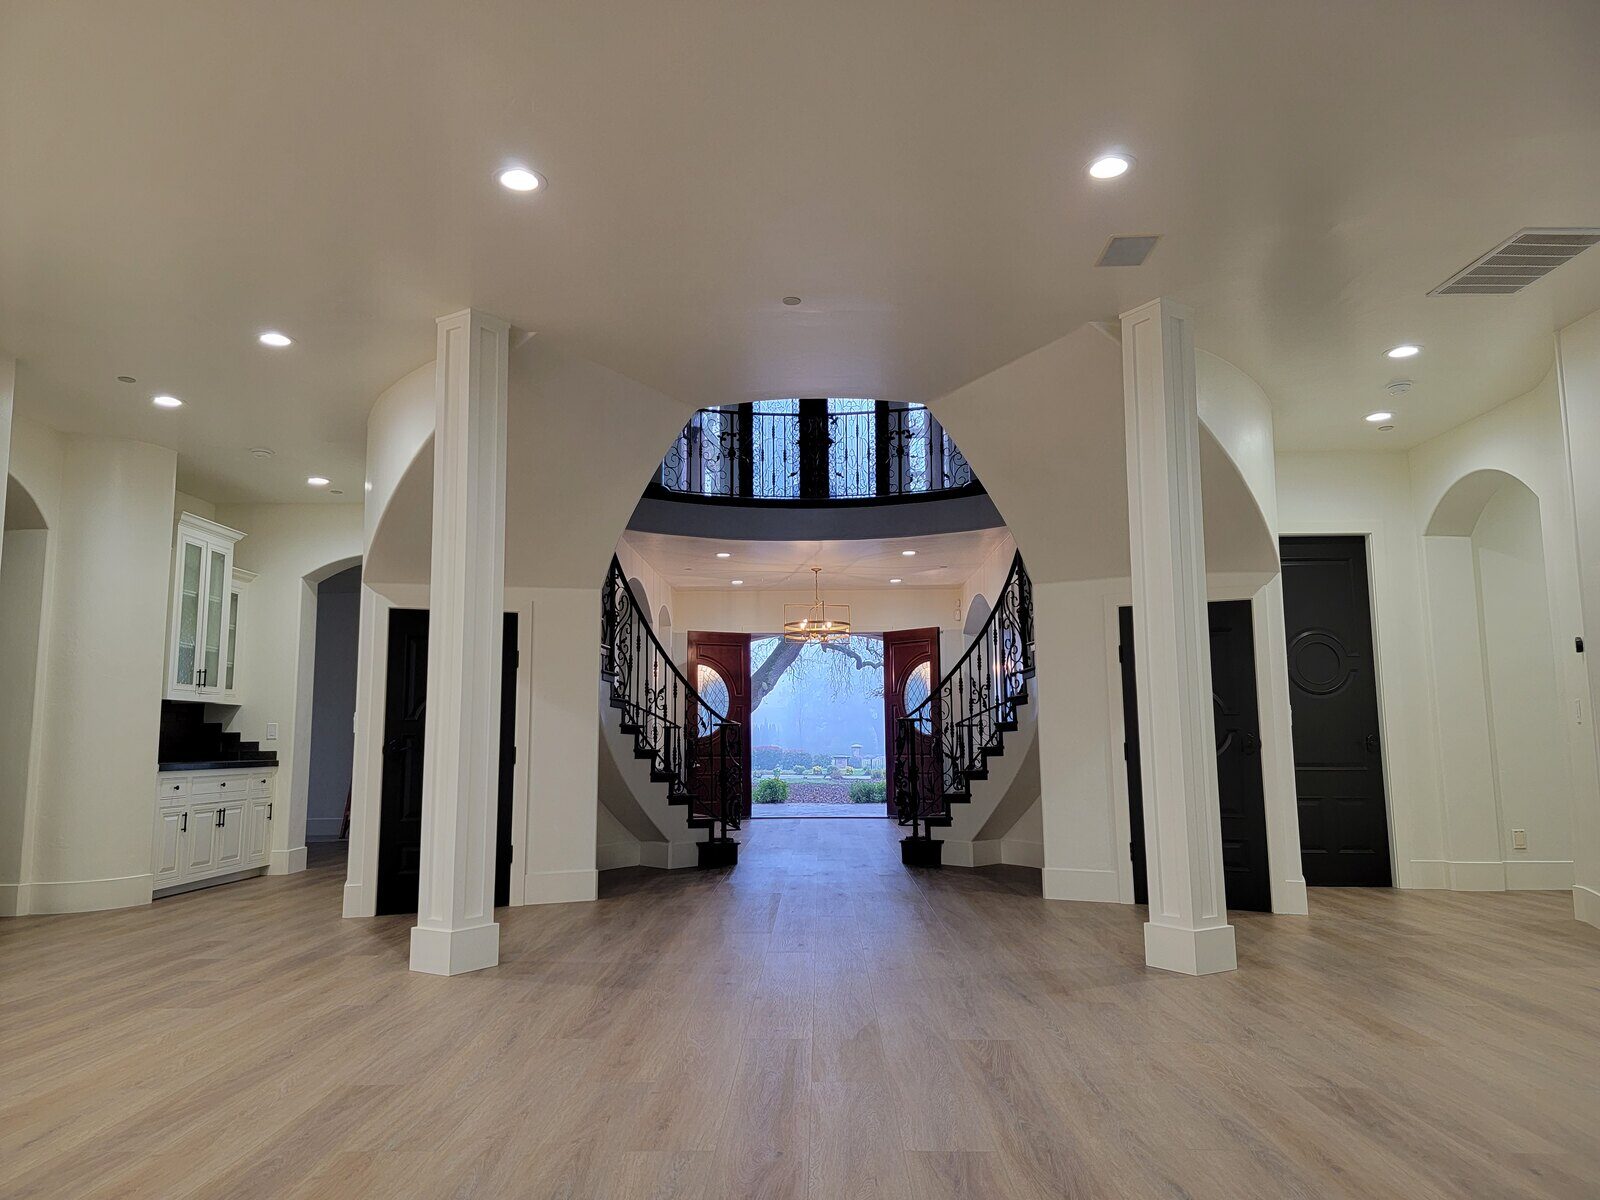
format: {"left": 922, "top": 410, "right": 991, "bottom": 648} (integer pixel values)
{"left": 1365, "top": 732, "right": 1380, "bottom": 754}
{"left": 181, "top": 813, "right": 187, "bottom": 833}
{"left": 216, "top": 808, "right": 224, "bottom": 827}
{"left": 267, "top": 803, "right": 272, "bottom": 820}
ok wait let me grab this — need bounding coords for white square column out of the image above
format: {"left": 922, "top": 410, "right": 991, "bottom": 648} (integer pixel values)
{"left": 1121, "top": 298, "right": 1237, "bottom": 976}
{"left": 410, "top": 309, "right": 510, "bottom": 976}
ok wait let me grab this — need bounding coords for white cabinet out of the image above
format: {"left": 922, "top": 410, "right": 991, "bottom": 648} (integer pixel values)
{"left": 166, "top": 513, "right": 246, "bottom": 702}
{"left": 223, "top": 567, "right": 256, "bottom": 702}
{"left": 151, "top": 768, "right": 276, "bottom": 895}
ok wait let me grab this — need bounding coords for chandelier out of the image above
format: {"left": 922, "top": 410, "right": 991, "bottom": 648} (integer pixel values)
{"left": 784, "top": 567, "right": 852, "bottom": 644}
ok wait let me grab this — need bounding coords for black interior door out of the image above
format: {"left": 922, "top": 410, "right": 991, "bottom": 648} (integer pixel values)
{"left": 1279, "top": 537, "right": 1392, "bottom": 886}
{"left": 1121, "top": 601, "right": 1273, "bottom": 912}
{"left": 376, "top": 610, "right": 518, "bottom": 915}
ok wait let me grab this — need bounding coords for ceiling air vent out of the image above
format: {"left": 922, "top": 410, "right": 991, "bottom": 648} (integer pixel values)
{"left": 1430, "top": 228, "right": 1600, "bottom": 296}
{"left": 1096, "top": 235, "right": 1160, "bottom": 268}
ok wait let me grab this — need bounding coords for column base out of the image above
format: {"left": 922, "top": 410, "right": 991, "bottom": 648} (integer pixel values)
{"left": 901, "top": 836, "right": 943, "bottom": 867}
{"left": 409, "top": 921, "right": 499, "bottom": 976}
{"left": 1144, "top": 921, "right": 1236, "bottom": 976}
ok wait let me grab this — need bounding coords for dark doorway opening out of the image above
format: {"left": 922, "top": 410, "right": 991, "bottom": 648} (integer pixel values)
{"left": 1120, "top": 601, "right": 1273, "bottom": 912}
{"left": 1280, "top": 536, "right": 1393, "bottom": 886}
{"left": 375, "top": 610, "right": 518, "bottom": 915}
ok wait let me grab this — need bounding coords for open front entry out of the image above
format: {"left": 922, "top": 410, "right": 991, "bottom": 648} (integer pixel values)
{"left": 375, "top": 610, "right": 518, "bottom": 915}
{"left": 1121, "top": 601, "right": 1272, "bottom": 912}
{"left": 687, "top": 632, "right": 752, "bottom": 819}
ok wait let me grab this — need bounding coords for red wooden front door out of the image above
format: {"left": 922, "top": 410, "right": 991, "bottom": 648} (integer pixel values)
{"left": 687, "top": 632, "right": 752, "bottom": 819}
{"left": 882, "top": 627, "right": 941, "bottom": 823}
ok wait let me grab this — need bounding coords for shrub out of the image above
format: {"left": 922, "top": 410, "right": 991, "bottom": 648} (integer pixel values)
{"left": 849, "top": 780, "right": 886, "bottom": 805}
{"left": 809, "top": 765, "right": 824, "bottom": 776}
{"left": 753, "top": 777, "right": 789, "bottom": 805}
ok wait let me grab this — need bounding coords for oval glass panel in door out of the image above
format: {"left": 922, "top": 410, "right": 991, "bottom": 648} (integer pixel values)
{"left": 903, "top": 660, "right": 932, "bottom": 732}
{"left": 697, "top": 664, "right": 729, "bottom": 736}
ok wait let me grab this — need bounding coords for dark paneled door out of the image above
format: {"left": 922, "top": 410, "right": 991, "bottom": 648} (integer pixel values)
{"left": 376, "top": 610, "right": 519, "bottom": 916}
{"left": 1120, "top": 601, "right": 1273, "bottom": 912}
{"left": 1279, "top": 536, "right": 1393, "bottom": 886}
{"left": 883, "top": 627, "right": 942, "bottom": 821}
{"left": 686, "top": 632, "right": 751, "bottom": 819}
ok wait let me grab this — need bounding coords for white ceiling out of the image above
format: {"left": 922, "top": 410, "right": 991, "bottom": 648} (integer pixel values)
{"left": 3, "top": 2, "right": 1599, "bottom": 502}
{"left": 621, "top": 529, "right": 1008, "bottom": 591}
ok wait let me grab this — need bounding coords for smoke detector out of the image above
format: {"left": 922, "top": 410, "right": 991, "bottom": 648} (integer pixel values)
{"left": 249, "top": 447, "right": 276, "bottom": 460}
{"left": 1385, "top": 379, "right": 1414, "bottom": 397}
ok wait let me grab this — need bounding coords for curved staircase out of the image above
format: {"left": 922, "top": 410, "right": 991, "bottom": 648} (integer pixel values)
{"left": 893, "top": 550, "right": 1035, "bottom": 864}
{"left": 601, "top": 556, "right": 744, "bottom": 867}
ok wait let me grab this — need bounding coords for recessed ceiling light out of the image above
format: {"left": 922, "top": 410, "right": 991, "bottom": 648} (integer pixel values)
{"left": 901, "top": 549, "right": 917, "bottom": 557}
{"left": 117, "top": 375, "right": 136, "bottom": 384}
{"left": 307, "top": 476, "right": 330, "bottom": 487}
{"left": 498, "top": 167, "right": 543, "bottom": 192}
{"left": 889, "top": 578, "right": 903, "bottom": 584}
{"left": 716, "top": 552, "right": 731, "bottom": 558}
{"left": 731, "top": 579, "right": 744, "bottom": 586}
{"left": 1386, "top": 344, "right": 1421, "bottom": 359}
{"left": 258, "top": 331, "right": 293, "bottom": 348}
{"left": 782, "top": 296, "right": 802, "bottom": 306}
{"left": 1365, "top": 411, "right": 1393, "bottom": 423}
{"left": 1088, "top": 153, "right": 1134, "bottom": 180}
{"left": 152, "top": 394, "right": 183, "bottom": 408}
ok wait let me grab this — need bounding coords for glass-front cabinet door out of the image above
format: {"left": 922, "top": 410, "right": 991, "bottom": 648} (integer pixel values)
{"left": 166, "top": 514, "right": 246, "bottom": 702}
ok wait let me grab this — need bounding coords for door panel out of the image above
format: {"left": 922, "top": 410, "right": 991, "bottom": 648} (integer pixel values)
{"left": 184, "top": 805, "right": 220, "bottom": 876}
{"left": 687, "top": 632, "right": 751, "bottom": 819}
{"left": 883, "top": 627, "right": 941, "bottom": 822}
{"left": 153, "top": 809, "right": 183, "bottom": 883}
{"left": 216, "top": 799, "right": 247, "bottom": 869}
{"left": 1121, "top": 602, "right": 1273, "bottom": 912}
{"left": 376, "top": 609, "right": 520, "bottom": 916}
{"left": 1280, "top": 536, "right": 1393, "bottom": 886}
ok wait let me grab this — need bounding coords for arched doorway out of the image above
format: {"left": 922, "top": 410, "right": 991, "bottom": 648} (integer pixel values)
{"left": 0, "top": 475, "right": 49, "bottom": 914}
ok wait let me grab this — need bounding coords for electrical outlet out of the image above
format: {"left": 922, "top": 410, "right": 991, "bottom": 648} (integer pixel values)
{"left": 265, "top": 722, "right": 279, "bottom": 741}
{"left": 1511, "top": 828, "right": 1528, "bottom": 851}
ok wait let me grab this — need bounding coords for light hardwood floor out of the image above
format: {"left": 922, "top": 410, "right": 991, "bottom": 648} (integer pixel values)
{"left": 2, "top": 819, "right": 1598, "bottom": 1199}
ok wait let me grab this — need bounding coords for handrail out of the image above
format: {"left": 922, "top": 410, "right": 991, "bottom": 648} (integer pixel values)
{"left": 657, "top": 401, "right": 978, "bottom": 502}
{"left": 894, "top": 550, "right": 1034, "bottom": 839}
{"left": 602, "top": 556, "right": 742, "bottom": 843}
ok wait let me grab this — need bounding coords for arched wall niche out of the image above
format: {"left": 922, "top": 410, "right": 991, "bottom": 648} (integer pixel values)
{"left": 1422, "top": 468, "right": 1575, "bottom": 889}
{"left": 5, "top": 475, "right": 47, "bottom": 531}
{"left": 963, "top": 594, "right": 991, "bottom": 637}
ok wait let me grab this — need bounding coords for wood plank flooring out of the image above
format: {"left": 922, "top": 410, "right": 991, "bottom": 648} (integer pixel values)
{"left": 2, "top": 819, "right": 1599, "bottom": 1199}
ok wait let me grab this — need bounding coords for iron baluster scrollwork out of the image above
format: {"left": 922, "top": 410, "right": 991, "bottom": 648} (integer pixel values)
{"left": 601, "top": 557, "right": 743, "bottom": 849}
{"left": 894, "top": 551, "right": 1034, "bottom": 840}
{"left": 653, "top": 401, "right": 982, "bottom": 501}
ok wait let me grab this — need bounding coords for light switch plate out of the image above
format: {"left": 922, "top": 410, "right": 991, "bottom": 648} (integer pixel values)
{"left": 265, "top": 722, "right": 279, "bottom": 741}
{"left": 1511, "top": 828, "right": 1528, "bottom": 851}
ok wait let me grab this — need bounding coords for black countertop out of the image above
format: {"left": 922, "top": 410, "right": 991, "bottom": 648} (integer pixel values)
{"left": 158, "top": 758, "right": 279, "bottom": 772}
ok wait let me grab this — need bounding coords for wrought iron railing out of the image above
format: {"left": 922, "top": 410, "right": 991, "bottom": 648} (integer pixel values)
{"left": 657, "top": 400, "right": 976, "bottom": 501}
{"left": 894, "top": 551, "right": 1034, "bottom": 840}
{"left": 602, "top": 557, "right": 743, "bottom": 845}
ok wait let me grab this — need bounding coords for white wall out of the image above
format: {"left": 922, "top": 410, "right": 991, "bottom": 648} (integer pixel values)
{"left": 1556, "top": 308, "right": 1600, "bottom": 927}
{"left": 214, "top": 502, "right": 363, "bottom": 873}
{"left": 0, "top": 528, "right": 47, "bottom": 912}
{"left": 305, "top": 566, "right": 362, "bottom": 840}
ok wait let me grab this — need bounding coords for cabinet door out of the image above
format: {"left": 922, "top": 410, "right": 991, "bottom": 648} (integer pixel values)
{"left": 171, "top": 535, "right": 207, "bottom": 696}
{"left": 246, "top": 797, "right": 273, "bottom": 867}
{"left": 223, "top": 587, "right": 242, "bottom": 696}
{"left": 153, "top": 808, "right": 184, "bottom": 886}
{"left": 216, "top": 799, "right": 247, "bottom": 869}
{"left": 183, "top": 804, "right": 221, "bottom": 877}
{"left": 198, "top": 544, "right": 230, "bottom": 693}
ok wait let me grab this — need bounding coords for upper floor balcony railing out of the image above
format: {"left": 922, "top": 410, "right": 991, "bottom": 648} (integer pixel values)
{"left": 654, "top": 399, "right": 979, "bottom": 503}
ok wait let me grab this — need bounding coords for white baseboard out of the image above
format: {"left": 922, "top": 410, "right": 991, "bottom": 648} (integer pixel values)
{"left": 1144, "top": 921, "right": 1237, "bottom": 976}
{"left": 20, "top": 872, "right": 153, "bottom": 915}
{"left": 268, "top": 846, "right": 308, "bottom": 876}
{"left": 940, "top": 839, "right": 1000, "bottom": 868}
{"left": 1503, "top": 859, "right": 1575, "bottom": 891}
{"left": 638, "top": 840, "right": 699, "bottom": 870}
{"left": 1575, "top": 884, "right": 1600, "bottom": 930}
{"left": 1000, "top": 839, "right": 1044, "bottom": 869}
{"left": 410, "top": 921, "right": 499, "bottom": 975}
{"left": 597, "top": 841, "right": 642, "bottom": 871}
{"left": 1042, "top": 866, "right": 1122, "bottom": 903}
{"left": 342, "top": 881, "right": 373, "bottom": 918}
{"left": 0, "top": 882, "right": 22, "bottom": 917}
{"left": 1407, "top": 859, "right": 1450, "bottom": 889}
{"left": 1446, "top": 860, "right": 1508, "bottom": 891}
{"left": 1271, "top": 877, "right": 1309, "bottom": 915}
{"left": 521, "top": 868, "right": 598, "bottom": 904}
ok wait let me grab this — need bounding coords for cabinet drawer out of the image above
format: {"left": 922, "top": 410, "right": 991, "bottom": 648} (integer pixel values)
{"left": 156, "top": 776, "right": 191, "bottom": 803}
{"left": 247, "top": 774, "right": 273, "bottom": 798}
{"left": 191, "top": 774, "right": 247, "bottom": 796}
